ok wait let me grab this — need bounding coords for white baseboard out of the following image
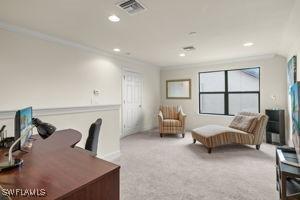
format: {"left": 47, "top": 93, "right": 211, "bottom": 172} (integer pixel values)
{"left": 120, "top": 126, "right": 157, "bottom": 138}
{"left": 141, "top": 126, "right": 157, "bottom": 132}
{"left": 98, "top": 151, "right": 121, "bottom": 162}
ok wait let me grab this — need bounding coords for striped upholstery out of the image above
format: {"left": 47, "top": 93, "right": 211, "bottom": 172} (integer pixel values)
{"left": 192, "top": 125, "right": 254, "bottom": 148}
{"left": 192, "top": 112, "right": 268, "bottom": 149}
{"left": 160, "top": 105, "right": 179, "bottom": 119}
{"left": 163, "top": 119, "right": 182, "bottom": 127}
{"left": 158, "top": 106, "right": 186, "bottom": 135}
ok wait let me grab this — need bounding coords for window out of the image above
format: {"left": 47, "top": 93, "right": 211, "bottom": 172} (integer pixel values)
{"left": 199, "top": 67, "right": 260, "bottom": 115}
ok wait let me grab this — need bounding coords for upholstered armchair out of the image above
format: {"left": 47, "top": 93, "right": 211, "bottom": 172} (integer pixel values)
{"left": 158, "top": 105, "right": 186, "bottom": 138}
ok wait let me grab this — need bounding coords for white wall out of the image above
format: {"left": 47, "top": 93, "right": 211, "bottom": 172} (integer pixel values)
{"left": 160, "top": 55, "right": 288, "bottom": 138}
{"left": 283, "top": 1, "right": 300, "bottom": 69}
{"left": 0, "top": 27, "right": 160, "bottom": 159}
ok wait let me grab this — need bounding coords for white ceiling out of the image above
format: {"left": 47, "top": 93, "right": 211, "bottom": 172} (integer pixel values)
{"left": 0, "top": 0, "right": 296, "bottom": 67}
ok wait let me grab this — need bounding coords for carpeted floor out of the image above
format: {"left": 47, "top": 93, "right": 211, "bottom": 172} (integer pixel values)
{"left": 115, "top": 130, "right": 277, "bottom": 200}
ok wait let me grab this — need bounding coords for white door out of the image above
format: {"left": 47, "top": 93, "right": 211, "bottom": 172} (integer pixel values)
{"left": 122, "top": 71, "right": 143, "bottom": 136}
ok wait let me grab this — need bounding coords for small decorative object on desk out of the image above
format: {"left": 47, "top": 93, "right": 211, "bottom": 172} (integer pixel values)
{"left": 0, "top": 125, "right": 15, "bottom": 148}
{"left": 0, "top": 118, "right": 56, "bottom": 172}
{"left": 0, "top": 137, "right": 15, "bottom": 148}
{"left": 0, "top": 125, "right": 6, "bottom": 140}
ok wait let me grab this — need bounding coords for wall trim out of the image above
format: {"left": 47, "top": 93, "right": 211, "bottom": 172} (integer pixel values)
{"left": 99, "top": 151, "right": 121, "bottom": 162}
{"left": 0, "top": 104, "right": 121, "bottom": 120}
{"left": 0, "top": 21, "right": 280, "bottom": 71}
{"left": 161, "top": 54, "right": 278, "bottom": 70}
{"left": 0, "top": 20, "right": 159, "bottom": 68}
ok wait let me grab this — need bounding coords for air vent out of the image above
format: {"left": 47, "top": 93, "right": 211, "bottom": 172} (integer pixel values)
{"left": 183, "top": 46, "right": 196, "bottom": 51}
{"left": 117, "top": 0, "right": 146, "bottom": 15}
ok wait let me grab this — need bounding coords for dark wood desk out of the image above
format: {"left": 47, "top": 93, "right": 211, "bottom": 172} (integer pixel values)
{"left": 0, "top": 129, "right": 120, "bottom": 200}
{"left": 276, "top": 147, "right": 300, "bottom": 200}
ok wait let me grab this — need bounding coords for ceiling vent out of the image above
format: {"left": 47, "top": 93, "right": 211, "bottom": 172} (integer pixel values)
{"left": 117, "top": 0, "right": 146, "bottom": 15}
{"left": 183, "top": 46, "right": 196, "bottom": 51}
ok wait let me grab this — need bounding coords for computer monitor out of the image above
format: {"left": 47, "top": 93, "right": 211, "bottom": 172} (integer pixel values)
{"left": 14, "top": 107, "right": 33, "bottom": 151}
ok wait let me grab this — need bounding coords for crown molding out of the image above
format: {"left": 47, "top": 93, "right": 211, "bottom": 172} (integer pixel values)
{"left": 161, "top": 54, "right": 280, "bottom": 70}
{"left": 0, "top": 21, "right": 159, "bottom": 68}
{"left": 0, "top": 104, "right": 120, "bottom": 120}
{"left": 0, "top": 21, "right": 285, "bottom": 71}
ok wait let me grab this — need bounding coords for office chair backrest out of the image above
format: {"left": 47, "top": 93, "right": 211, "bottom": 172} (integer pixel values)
{"left": 85, "top": 118, "right": 102, "bottom": 155}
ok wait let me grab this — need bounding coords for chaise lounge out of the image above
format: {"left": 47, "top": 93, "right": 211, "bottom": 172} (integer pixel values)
{"left": 192, "top": 112, "right": 269, "bottom": 153}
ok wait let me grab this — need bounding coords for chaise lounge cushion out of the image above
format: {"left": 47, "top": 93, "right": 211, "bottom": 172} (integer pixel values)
{"left": 229, "top": 115, "right": 258, "bottom": 133}
{"left": 193, "top": 125, "right": 249, "bottom": 137}
{"left": 192, "top": 125, "right": 254, "bottom": 148}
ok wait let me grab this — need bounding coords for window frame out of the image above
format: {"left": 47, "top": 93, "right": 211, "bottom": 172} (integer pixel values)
{"left": 198, "top": 67, "right": 260, "bottom": 116}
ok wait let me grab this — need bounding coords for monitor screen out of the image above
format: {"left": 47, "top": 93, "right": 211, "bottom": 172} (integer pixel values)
{"left": 291, "top": 83, "right": 300, "bottom": 162}
{"left": 20, "top": 107, "right": 33, "bottom": 146}
{"left": 15, "top": 107, "right": 33, "bottom": 150}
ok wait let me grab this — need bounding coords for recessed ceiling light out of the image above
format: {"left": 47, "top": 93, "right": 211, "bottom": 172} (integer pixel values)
{"left": 113, "top": 48, "right": 121, "bottom": 52}
{"left": 179, "top": 53, "right": 186, "bottom": 57}
{"left": 108, "top": 15, "right": 120, "bottom": 22}
{"left": 243, "top": 42, "right": 254, "bottom": 47}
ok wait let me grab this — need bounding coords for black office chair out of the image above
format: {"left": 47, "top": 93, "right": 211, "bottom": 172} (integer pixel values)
{"left": 85, "top": 118, "right": 102, "bottom": 155}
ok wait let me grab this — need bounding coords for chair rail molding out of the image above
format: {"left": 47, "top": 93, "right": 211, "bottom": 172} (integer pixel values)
{"left": 0, "top": 104, "right": 121, "bottom": 120}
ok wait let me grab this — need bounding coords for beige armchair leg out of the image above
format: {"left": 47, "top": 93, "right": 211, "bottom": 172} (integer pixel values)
{"left": 207, "top": 148, "right": 212, "bottom": 154}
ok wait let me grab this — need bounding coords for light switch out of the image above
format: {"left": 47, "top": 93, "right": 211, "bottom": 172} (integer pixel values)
{"left": 93, "top": 90, "right": 100, "bottom": 96}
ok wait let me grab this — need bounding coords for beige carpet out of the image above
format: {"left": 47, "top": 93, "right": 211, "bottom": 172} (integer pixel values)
{"left": 115, "top": 130, "right": 277, "bottom": 200}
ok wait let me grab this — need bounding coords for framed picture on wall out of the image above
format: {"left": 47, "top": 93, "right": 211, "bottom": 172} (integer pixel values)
{"left": 288, "top": 56, "right": 297, "bottom": 89}
{"left": 166, "top": 79, "right": 191, "bottom": 99}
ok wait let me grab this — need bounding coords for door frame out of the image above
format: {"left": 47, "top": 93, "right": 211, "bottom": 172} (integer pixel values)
{"left": 121, "top": 68, "right": 143, "bottom": 138}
